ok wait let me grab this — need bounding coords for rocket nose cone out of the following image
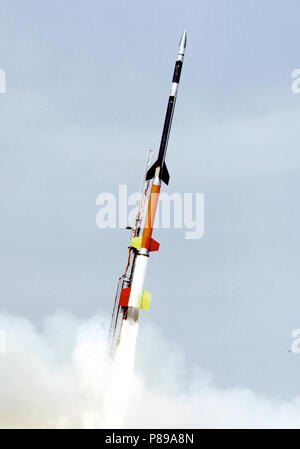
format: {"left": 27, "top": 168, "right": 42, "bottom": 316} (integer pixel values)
{"left": 178, "top": 30, "right": 187, "bottom": 54}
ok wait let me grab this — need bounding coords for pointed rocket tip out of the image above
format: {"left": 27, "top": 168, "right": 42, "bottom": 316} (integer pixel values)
{"left": 179, "top": 30, "right": 187, "bottom": 52}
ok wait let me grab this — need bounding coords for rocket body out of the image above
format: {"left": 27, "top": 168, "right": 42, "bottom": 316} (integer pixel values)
{"left": 127, "top": 253, "right": 148, "bottom": 308}
{"left": 145, "top": 30, "right": 187, "bottom": 185}
{"left": 109, "top": 31, "right": 187, "bottom": 353}
{"left": 125, "top": 31, "right": 186, "bottom": 310}
{"left": 127, "top": 176, "right": 161, "bottom": 308}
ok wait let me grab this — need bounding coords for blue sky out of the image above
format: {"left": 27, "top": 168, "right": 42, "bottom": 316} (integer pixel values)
{"left": 1, "top": 0, "right": 300, "bottom": 401}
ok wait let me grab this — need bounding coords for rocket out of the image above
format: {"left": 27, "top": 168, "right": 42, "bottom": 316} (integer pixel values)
{"left": 109, "top": 31, "right": 187, "bottom": 352}
{"left": 145, "top": 30, "right": 187, "bottom": 186}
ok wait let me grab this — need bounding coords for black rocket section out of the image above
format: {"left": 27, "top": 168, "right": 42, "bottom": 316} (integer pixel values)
{"left": 146, "top": 30, "right": 187, "bottom": 185}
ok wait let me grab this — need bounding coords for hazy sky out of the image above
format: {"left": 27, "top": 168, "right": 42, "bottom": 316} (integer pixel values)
{"left": 1, "top": 0, "right": 300, "bottom": 401}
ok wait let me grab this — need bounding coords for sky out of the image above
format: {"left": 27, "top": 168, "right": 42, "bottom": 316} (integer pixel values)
{"left": 0, "top": 0, "right": 300, "bottom": 405}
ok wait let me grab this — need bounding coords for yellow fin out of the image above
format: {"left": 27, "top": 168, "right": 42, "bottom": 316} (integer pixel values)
{"left": 131, "top": 236, "right": 142, "bottom": 250}
{"left": 140, "top": 290, "right": 151, "bottom": 311}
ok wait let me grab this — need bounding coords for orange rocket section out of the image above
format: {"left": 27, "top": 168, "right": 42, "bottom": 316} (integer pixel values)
{"left": 141, "top": 183, "right": 161, "bottom": 250}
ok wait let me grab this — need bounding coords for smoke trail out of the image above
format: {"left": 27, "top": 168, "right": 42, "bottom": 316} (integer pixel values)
{"left": 102, "top": 316, "right": 139, "bottom": 428}
{"left": 0, "top": 311, "right": 120, "bottom": 428}
{"left": 1, "top": 311, "right": 300, "bottom": 428}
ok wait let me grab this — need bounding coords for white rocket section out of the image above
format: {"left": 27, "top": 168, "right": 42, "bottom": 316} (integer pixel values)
{"left": 128, "top": 253, "right": 149, "bottom": 308}
{"left": 170, "top": 82, "right": 178, "bottom": 96}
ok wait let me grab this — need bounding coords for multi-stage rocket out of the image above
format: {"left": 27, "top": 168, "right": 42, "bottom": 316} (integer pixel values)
{"left": 109, "top": 31, "right": 187, "bottom": 355}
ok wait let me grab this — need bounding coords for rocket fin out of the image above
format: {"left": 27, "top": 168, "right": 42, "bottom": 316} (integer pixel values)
{"left": 132, "top": 236, "right": 159, "bottom": 252}
{"left": 140, "top": 290, "right": 151, "bottom": 310}
{"left": 119, "top": 287, "right": 131, "bottom": 307}
{"left": 145, "top": 159, "right": 159, "bottom": 181}
{"left": 149, "top": 238, "right": 160, "bottom": 252}
{"left": 161, "top": 162, "right": 170, "bottom": 185}
{"left": 146, "top": 160, "right": 170, "bottom": 185}
{"left": 131, "top": 236, "right": 142, "bottom": 250}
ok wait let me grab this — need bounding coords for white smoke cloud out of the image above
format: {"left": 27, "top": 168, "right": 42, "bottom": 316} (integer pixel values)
{"left": 0, "top": 311, "right": 110, "bottom": 428}
{"left": 0, "top": 311, "right": 300, "bottom": 428}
